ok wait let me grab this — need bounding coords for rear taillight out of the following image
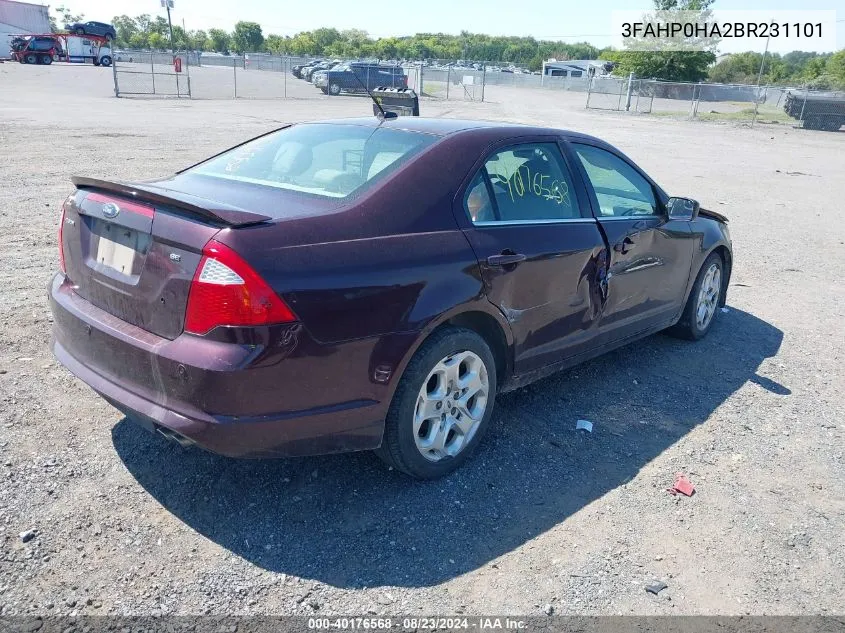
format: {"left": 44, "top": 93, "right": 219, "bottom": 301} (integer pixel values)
{"left": 58, "top": 202, "right": 67, "bottom": 274}
{"left": 184, "top": 239, "right": 296, "bottom": 335}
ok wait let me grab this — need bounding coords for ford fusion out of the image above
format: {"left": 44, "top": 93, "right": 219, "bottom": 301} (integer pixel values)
{"left": 49, "top": 118, "right": 732, "bottom": 479}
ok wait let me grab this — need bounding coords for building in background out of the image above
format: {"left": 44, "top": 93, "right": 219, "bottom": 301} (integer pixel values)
{"left": 542, "top": 59, "right": 614, "bottom": 78}
{"left": 1, "top": 0, "right": 50, "bottom": 59}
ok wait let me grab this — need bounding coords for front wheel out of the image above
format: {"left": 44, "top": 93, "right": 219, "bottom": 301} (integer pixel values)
{"left": 328, "top": 82, "right": 341, "bottom": 96}
{"left": 99, "top": 56, "right": 111, "bottom": 66}
{"left": 668, "top": 252, "right": 724, "bottom": 340}
{"left": 376, "top": 327, "right": 497, "bottom": 479}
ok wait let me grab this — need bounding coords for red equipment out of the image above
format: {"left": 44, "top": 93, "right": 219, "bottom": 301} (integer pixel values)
{"left": 10, "top": 33, "right": 111, "bottom": 65}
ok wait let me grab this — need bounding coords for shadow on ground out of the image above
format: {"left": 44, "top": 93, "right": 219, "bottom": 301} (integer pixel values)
{"left": 112, "top": 307, "right": 784, "bottom": 588}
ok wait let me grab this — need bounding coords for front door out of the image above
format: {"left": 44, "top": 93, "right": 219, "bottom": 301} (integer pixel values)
{"left": 567, "top": 142, "right": 694, "bottom": 341}
{"left": 457, "top": 140, "right": 609, "bottom": 374}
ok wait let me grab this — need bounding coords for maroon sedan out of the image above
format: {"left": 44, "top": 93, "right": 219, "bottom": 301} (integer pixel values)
{"left": 50, "top": 117, "right": 732, "bottom": 479}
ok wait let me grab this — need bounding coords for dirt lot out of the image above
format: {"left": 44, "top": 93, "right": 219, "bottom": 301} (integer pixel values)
{"left": 1, "top": 62, "right": 844, "bottom": 618}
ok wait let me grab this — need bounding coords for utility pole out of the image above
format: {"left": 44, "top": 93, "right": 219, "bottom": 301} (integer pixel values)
{"left": 161, "top": 0, "right": 175, "bottom": 55}
{"left": 751, "top": 20, "right": 773, "bottom": 127}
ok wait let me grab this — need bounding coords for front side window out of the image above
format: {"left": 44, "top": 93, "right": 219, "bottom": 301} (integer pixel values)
{"left": 464, "top": 143, "right": 580, "bottom": 224}
{"left": 572, "top": 144, "right": 657, "bottom": 217}
{"left": 189, "top": 124, "right": 437, "bottom": 199}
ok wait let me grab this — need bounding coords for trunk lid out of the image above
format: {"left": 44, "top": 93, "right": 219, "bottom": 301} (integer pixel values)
{"left": 61, "top": 180, "right": 270, "bottom": 340}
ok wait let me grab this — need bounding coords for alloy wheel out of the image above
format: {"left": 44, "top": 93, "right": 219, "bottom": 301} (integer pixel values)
{"left": 695, "top": 263, "right": 721, "bottom": 330}
{"left": 413, "top": 351, "right": 489, "bottom": 462}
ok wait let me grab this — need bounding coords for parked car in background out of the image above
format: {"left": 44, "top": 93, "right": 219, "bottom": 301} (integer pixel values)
{"left": 50, "top": 117, "right": 732, "bottom": 479}
{"left": 314, "top": 63, "right": 407, "bottom": 95}
{"left": 292, "top": 60, "right": 323, "bottom": 79}
{"left": 66, "top": 21, "right": 116, "bottom": 40}
{"left": 302, "top": 61, "right": 338, "bottom": 82}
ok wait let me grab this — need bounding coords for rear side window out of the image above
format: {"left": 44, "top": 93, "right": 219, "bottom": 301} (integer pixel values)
{"left": 464, "top": 142, "right": 580, "bottom": 224}
{"left": 189, "top": 124, "right": 437, "bottom": 199}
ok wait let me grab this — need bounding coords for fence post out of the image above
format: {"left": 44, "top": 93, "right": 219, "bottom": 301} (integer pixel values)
{"left": 481, "top": 64, "right": 486, "bottom": 102}
{"left": 625, "top": 72, "right": 634, "bottom": 111}
{"left": 233, "top": 56, "right": 237, "bottom": 99}
{"left": 586, "top": 76, "right": 592, "bottom": 109}
{"left": 112, "top": 51, "right": 119, "bottom": 97}
{"left": 284, "top": 56, "right": 287, "bottom": 98}
{"left": 798, "top": 86, "right": 808, "bottom": 126}
{"left": 150, "top": 52, "right": 156, "bottom": 95}
{"left": 185, "top": 52, "right": 192, "bottom": 99}
{"left": 446, "top": 66, "right": 450, "bottom": 100}
{"left": 418, "top": 62, "right": 424, "bottom": 96}
{"left": 693, "top": 82, "right": 702, "bottom": 119}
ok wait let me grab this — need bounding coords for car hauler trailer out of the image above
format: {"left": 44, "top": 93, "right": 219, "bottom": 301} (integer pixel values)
{"left": 10, "top": 33, "right": 112, "bottom": 66}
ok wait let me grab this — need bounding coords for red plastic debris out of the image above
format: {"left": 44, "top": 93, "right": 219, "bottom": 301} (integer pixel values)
{"left": 667, "top": 472, "right": 695, "bottom": 496}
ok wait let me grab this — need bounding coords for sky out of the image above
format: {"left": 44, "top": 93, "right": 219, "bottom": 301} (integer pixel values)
{"left": 56, "top": 0, "right": 843, "bottom": 54}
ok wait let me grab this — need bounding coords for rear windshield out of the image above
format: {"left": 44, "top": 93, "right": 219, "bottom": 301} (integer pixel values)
{"left": 188, "top": 123, "right": 437, "bottom": 199}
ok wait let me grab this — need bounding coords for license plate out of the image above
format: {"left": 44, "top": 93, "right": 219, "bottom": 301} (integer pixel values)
{"left": 96, "top": 225, "right": 139, "bottom": 275}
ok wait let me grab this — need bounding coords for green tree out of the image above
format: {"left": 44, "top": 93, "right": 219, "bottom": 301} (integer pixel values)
{"left": 190, "top": 30, "right": 209, "bottom": 51}
{"left": 51, "top": 5, "right": 84, "bottom": 32}
{"left": 208, "top": 28, "right": 230, "bottom": 53}
{"left": 610, "top": 0, "right": 716, "bottom": 81}
{"left": 231, "top": 21, "right": 264, "bottom": 53}
{"left": 264, "top": 34, "right": 288, "bottom": 54}
{"left": 826, "top": 50, "right": 845, "bottom": 87}
{"left": 111, "top": 15, "right": 139, "bottom": 47}
{"left": 147, "top": 32, "right": 167, "bottom": 50}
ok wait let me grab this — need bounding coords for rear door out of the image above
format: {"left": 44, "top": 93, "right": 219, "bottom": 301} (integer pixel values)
{"left": 455, "top": 139, "right": 610, "bottom": 374}
{"left": 566, "top": 141, "right": 694, "bottom": 340}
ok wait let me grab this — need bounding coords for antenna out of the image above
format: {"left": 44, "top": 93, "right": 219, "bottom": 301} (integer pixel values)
{"left": 348, "top": 66, "right": 398, "bottom": 120}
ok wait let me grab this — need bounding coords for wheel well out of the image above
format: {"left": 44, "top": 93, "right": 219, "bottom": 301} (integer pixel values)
{"left": 440, "top": 311, "right": 510, "bottom": 383}
{"left": 712, "top": 245, "right": 732, "bottom": 306}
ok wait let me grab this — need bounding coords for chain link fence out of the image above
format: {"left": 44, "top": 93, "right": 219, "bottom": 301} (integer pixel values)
{"left": 586, "top": 76, "right": 845, "bottom": 131}
{"left": 109, "top": 50, "right": 845, "bottom": 132}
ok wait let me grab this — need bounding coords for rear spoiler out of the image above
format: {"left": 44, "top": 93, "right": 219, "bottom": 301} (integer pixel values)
{"left": 71, "top": 176, "right": 272, "bottom": 227}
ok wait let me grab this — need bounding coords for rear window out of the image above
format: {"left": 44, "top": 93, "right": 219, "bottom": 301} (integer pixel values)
{"left": 189, "top": 124, "right": 436, "bottom": 199}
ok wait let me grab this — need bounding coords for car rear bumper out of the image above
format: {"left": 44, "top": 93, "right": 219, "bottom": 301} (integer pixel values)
{"left": 48, "top": 273, "right": 386, "bottom": 458}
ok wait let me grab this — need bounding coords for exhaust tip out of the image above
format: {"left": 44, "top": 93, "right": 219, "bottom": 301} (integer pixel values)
{"left": 156, "top": 426, "right": 195, "bottom": 448}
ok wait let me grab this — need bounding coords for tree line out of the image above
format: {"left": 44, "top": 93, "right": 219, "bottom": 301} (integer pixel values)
{"left": 51, "top": 4, "right": 845, "bottom": 88}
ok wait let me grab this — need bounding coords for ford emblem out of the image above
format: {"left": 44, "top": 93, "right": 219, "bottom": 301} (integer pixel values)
{"left": 102, "top": 202, "right": 120, "bottom": 219}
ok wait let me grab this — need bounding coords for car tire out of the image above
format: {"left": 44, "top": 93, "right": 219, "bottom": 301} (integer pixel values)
{"left": 668, "top": 252, "right": 724, "bottom": 341}
{"left": 329, "top": 83, "right": 341, "bottom": 96}
{"left": 376, "top": 327, "right": 497, "bottom": 479}
{"left": 25, "top": 53, "right": 37, "bottom": 64}
{"left": 40, "top": 54, "right": 52, "bottom": 65}
{"left": 100, "top": 56, "right": 111, "bottom": 67}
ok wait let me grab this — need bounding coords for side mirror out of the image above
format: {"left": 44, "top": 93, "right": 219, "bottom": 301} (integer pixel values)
{"left": 667, "top": 197, "right": 700, "bottom": 220}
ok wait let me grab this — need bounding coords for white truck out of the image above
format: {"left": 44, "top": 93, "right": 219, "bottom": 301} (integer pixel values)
{"left": 64, "top": 34, "right": 112, "bottom": 66}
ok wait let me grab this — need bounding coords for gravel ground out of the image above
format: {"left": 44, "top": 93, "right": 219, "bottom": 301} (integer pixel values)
{"left": 1, "top": 63, "right": 844, "bottom": 617}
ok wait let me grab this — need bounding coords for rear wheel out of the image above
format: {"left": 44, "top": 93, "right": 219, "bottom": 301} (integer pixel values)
{"left": 668, "top": 252, "right": 723, "bottom": 340}
{"left": 40, "top": 54, "right": 52, "bottom": 65}
{"left": 24, "top": 53, "right": 37, "bottom": 64}
{"left": 376, "top": 327, "right": 497, "bottom": 479}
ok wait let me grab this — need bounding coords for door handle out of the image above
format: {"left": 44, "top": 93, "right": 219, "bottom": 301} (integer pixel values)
{"left": 487, "top": 252, "right": 527, "bottom": 267}
{"left": 613, "top": 237, "right": 635, "bottom": 254}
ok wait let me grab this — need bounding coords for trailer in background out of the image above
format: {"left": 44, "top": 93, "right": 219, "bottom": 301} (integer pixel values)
{"left": 9, "top": 32, "right": 112, "bottom": 66}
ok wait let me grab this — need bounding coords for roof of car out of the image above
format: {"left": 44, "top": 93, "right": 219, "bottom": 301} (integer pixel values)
{"left": 300, "top": 117, "right": 609, "bottom": 145}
